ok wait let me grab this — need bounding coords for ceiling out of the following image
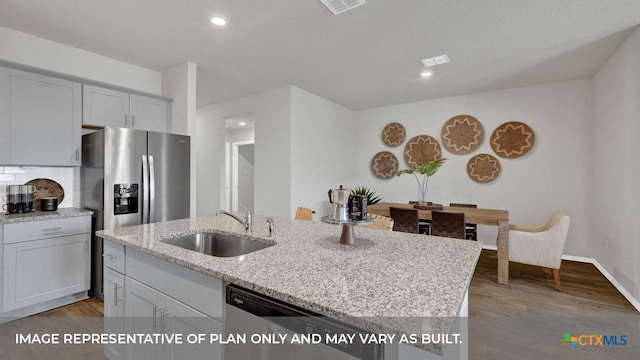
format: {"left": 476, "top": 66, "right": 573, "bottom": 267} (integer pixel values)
{"left": 1, "top": 0, "right": 639, "bottom": 110}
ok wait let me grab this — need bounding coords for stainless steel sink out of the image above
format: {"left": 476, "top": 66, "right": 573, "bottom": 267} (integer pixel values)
{"left": 161, "top": 232, "right": 274, "bottom": 257}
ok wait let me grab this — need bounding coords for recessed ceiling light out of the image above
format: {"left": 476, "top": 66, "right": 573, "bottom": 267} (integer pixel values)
{"left": 420, "top": 71, "right": 433, "bottom": 78}
{"left": 239, "top": 122, "right": 246, "bottom": 126}
{"left": 421, "top": 54, "right": 450, "bottom": 68}
{"left": 211, "top": 16, "right": 227, "bottom": 26}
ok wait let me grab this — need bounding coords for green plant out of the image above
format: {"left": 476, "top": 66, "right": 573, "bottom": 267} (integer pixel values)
{"left": 351, "top": 186, "right": 382, "bottom": 205}
{"left": 396, "top": 158, "right": 447, "bottom": 202}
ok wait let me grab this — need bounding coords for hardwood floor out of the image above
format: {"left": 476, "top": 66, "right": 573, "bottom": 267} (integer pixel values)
{"left": 469, "top": 250, "right": 639, "bottom": 359}
{"left": 1, "top": 250, "right": 637, "bottom": 359}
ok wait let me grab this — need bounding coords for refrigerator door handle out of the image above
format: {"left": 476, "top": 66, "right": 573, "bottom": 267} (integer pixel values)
{"left": 142, "top": 154, "right": 150, "bottom": 224}
{"left": 149, "top": 155, "right": 156, "bottom": 223}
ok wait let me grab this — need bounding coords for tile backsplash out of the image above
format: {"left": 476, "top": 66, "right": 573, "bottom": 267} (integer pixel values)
{"left": 0, "top": 166, "right": 75, "bottom": 212}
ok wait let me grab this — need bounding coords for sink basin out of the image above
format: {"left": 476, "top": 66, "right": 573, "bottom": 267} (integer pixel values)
{"left": 161, "top": 232, "right": 274, "bottom": 257}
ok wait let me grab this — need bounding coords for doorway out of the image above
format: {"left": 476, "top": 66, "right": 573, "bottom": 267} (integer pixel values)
{"left": 224, "top": 114, "right": 255, "bottom": 212}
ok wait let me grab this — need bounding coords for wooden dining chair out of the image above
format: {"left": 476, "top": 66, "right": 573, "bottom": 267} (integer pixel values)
{"left": 408, "top": 201, "right": 432, "bottom": 234}
{"left": 294, "top": 206, "right": 315, "bottom": 221}
{"left": 449, "top": 203, "right": 478, "bottom": 240}
{"left": 389, "top": 207, "right": 421, "bottom": 234}
{"left": 430, "top": 211, "right": 466, "bottom": 239}
{"left": 366, "top": 213, "right": 394, "bottom": 231}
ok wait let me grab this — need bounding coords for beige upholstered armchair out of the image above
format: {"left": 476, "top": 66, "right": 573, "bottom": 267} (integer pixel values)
{"left": 508, "top": 211, "right": 570, "bottom": 291}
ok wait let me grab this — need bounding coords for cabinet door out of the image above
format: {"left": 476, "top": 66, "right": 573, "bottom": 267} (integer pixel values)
{"left": 164, "top": 296, "right": 224, "bottom": 360}
{"left": 0, "top": 66, "right": 10, "bottom": 164}
{"left": 130, "top": 94, "right": 168, "bottom": 133}
{"left": 2, "top": 233, "right": 90, "bottom": 312}
{"left": 124, "top": 277, "right": 164, "bottom": 360}
{"left": 83, "top": 85, "right": 130, "bottom": 128}
{"left": 104, "top": 267, "right": 125, "bottom": 360}
{"left": 9, "top": 69, "right": 81, "bottom": 166}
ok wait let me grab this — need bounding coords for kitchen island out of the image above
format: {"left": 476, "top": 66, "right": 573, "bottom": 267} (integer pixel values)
{"left": 97, "top": 213, "right": 482, "bottom": 359}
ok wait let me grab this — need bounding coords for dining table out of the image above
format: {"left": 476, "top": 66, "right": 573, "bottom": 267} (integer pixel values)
{"left": 367, "top": 202, "right": 511, "bottom": 285}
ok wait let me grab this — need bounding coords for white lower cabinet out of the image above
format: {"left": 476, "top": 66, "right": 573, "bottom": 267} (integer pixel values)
{"left": 2, "top": 217, "right": 91, "bottom": 314}
{"left": 104, "top": 267, "right": 126, "bottom": 360}
{"left": 124, "top": 277, "right": 222, "bottom": 360}
{"left": 102, "top": 240, "right": 224, "bottom": 360}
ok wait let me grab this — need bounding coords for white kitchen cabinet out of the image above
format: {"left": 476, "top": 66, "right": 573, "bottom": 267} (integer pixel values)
{"left": 124, "top": 277, "right": 222, "bottom": 360}
{"left": 2, "top": 233, "right": 89, "bottom": 309}
{"left": 102, "top": 242, "right": 223, "bottom": 360}
{"left": 129, "top": 94, "right": 169, "bottom": 133}
{"left": 83, "top": 84, "right": 169, "bottom": 133}
{"left": 104, "top": 240, "right": 126, "bottom": 360}
{"left": 2, "top": 216, "right": 91, "bottom": 312}
{"left": 0, "top": 67, "right": 10, "bottom": 164}
{"left": 83, "top": 85, "right": 130, "bottom": 128}
{"left": 7, "top": 69, "right": 82, "bottom": 166}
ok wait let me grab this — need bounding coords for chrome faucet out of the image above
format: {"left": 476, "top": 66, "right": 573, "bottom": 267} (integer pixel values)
{"left": 216, "top": 209, "right": 252, "bottom": 233}
{"left": 266, "top": 218, "right": 275, "bottom": 238}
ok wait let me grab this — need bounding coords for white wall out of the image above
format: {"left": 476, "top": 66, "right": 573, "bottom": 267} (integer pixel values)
{"left": 226, "top": 127, "right": 255, "bottom": 143}
{"left": 353, "top": 79, "right": 593, "bottom": 256}
{"left": 0, "top": 26, "right": 161, "bottom": 94}
{"left": 237, "top": 144, "right": 255, "bottom": 212}
{"left": 592, "top": 27, "right": 640, "bottom": 302}
{"left": 196, "top": 88, "right": 292, "bottom": 218}
{"left": 290, "top": 87, "right": 355, "bottom": 217}
{"left": 162, "top": 62, "right": 198, "bottom": 217}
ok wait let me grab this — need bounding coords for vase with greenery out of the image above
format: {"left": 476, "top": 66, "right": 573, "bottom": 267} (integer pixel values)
{"left": 351, "top": 186, "right": 382, "bottom": 205}
{"left": 396, "top": 158, "right": 447, "bottom": 204}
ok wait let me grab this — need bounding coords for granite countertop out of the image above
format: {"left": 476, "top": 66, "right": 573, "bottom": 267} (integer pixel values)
{"left": 0, "top": 207, "right": 93, "bottom": 223}
{"left": 97, "top": 213, "right": 482, "bottom": 354}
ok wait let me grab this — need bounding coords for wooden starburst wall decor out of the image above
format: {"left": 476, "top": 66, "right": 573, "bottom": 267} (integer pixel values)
{"left": 467, "top": 153, "right": 501, "bottom": 183}
{"left": 440, "top": 114, "right": 484, "bottom": 155}
{"left": 381, "top": 122, "right": 406, "bottom": 147}
{"left": 490, "top": 121, "right": 535, "bottom": 159}
{"left": 403, "top": 135, "right": 442, "bottom": 168}
{"left": 370, "top": 151, "right": 399, "bottom": 180}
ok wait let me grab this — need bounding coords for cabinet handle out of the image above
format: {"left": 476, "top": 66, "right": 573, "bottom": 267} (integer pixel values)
{"left": 124, "top": 114, "right": 128, "bottom": 126}
{"left": 102, "top": 253, "right": 118, "bottom": 260}
{"left": 161, "top": 309, "right": 171, "bottom": 333}
{"left": 76, "top": 149, "right": 80, "bottom": 162}
{"left": 153, "top": 306, "right": 163, "bottom": 333}
{"left": 131, "top": 115, "right": 135, "bottom": 127}
{"left": 41, "top": 227, "right": 62, "bottom": 233}
{"left": 113, "top": 283, "right": 121, "bottom": 305}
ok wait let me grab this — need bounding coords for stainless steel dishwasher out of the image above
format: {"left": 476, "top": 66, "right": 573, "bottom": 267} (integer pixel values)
{"left": 225, "top": 284, "right": 384, "bottom": 360}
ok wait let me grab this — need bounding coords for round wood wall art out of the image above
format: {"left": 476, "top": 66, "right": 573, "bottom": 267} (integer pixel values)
{"left": 381, "top": 122, "right": 406, "bottom": 147}
{"left": 440, "top": 114, "right": 484, "bottom": 155}
{"left": 370, "top": 151, "right": 399, "bottom": 180}
{"left": 490, "top": 121, "right": 535, "bottom": 159}
{"left": 467, "top": 153, "right": 501, "bottom": 183}
{"left": 403, "top": 135, "right": 442, "bottom": 168}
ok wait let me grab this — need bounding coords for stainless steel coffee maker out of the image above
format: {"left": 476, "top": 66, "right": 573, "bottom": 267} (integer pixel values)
{"left": 328, "top": 185, "right": 350, "bottom": 221}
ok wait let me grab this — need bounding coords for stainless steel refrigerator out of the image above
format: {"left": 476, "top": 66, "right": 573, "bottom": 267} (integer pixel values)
{"left": 81, "top": 127, "right": 190, "bottom": 300}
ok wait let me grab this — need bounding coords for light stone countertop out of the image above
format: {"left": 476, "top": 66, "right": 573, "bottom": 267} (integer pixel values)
{"left": 97, "top": 213, "right": 483, "bottom": 354}
{"left": 0, "top": 207, "right": 93, "bottom": 223}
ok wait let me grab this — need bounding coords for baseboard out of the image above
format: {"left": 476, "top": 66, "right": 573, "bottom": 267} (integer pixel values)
{"left": 480, "top": 245, "right": 640, "bottom": 312}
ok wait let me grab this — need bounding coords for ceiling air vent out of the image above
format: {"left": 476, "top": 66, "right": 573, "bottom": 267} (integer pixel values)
{"left": 320, "top": 0, "right": 366, "bottom": 15}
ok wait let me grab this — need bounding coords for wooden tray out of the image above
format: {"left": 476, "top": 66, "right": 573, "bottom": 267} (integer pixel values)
{"left": 26, "top": 178, "right": 64, "bottom": 211}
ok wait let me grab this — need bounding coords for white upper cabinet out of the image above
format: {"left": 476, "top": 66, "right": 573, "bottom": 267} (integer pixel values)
{"left": 83, "top": 84, "right": 169, "bottom": 133}
{"left": 83, "top": 85, "right": 130, "bottom": 128}
{"left": 130, "top": 94, "right": 169, "bottom": 133}
{"left": 0, "top": 67, "right": 10, "bottom": 164}
{"left": 4, "top": 68, "right": 81, "bottom": 166}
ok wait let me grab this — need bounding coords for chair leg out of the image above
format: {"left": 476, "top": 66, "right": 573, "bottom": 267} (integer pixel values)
{"left": 551, "top": 268, "right": 563, "bottom": 292}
